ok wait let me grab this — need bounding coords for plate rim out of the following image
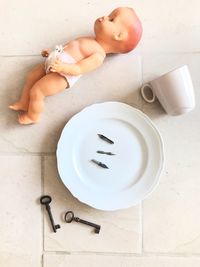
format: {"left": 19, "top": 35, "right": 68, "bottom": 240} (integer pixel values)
{"left": 56, "top": 101, "right": 164, "bottom": 210}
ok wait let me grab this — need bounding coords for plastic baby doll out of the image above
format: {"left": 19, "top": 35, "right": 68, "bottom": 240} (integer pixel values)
{"left": 9, "top": 7, "right": 142, "bottom": 124}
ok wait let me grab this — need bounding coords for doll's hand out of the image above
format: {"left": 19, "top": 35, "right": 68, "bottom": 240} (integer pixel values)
{"left": 50, "top": 58, "right": 64, "bottom": 73}
{"left": 41, "top": 49, "right": 50, "bottom": 57}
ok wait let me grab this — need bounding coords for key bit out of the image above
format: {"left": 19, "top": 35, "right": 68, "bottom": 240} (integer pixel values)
{"left": 64, "top": 211, "right": 101, "bottom": 234}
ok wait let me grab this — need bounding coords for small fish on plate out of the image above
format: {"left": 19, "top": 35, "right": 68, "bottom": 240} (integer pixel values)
{"left": 96, "top": 150, "right": 115, "bottom": 156}
{"left": 97, "top": 134, "right": 114, "bottom": 144}
{"left": 91, "top": 159, "right": 109, "bottom": 169}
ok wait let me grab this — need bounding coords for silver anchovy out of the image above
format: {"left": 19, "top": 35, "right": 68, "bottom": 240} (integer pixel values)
{"left": 96, "top": 150, "right": 115, "bottom": 156}
{"left": 97, "top": 134, "right": 114, "bottom": 144}
{"left": 91, "top": 159, "right": 109, "bottom": 169}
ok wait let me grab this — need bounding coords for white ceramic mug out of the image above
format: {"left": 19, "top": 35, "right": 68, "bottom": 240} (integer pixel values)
{"left": 141, "top": 65, "right": 195, "bottom": 115}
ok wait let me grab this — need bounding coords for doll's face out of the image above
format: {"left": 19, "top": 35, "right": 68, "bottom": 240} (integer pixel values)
{"left": 94, "top": 7, "right": 133, "bottom": 44}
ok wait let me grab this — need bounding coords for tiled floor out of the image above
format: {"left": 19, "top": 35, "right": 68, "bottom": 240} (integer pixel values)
{"left": 0, "top": 1, "right": 200, "bottom": 266}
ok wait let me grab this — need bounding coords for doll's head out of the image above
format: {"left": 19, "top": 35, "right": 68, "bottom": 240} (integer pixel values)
{"left": 94, "top": 7, "right": 142, "bottom": 53}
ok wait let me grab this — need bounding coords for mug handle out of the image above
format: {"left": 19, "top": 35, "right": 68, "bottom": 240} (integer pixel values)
{"left": 141, "top": 83, "right": 156, "bottom": 103}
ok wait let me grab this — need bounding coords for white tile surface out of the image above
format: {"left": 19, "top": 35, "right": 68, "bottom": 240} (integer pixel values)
{"left": 0, "top": 0, "right": 141, "bottom": 55}
{"left": 140, "top": 0, "right": 200, "bottom": 53}
{"left": 43, "top": 254, "right": 200, "bottom": 267}
{"left": 43, "top": 156, "right": 141, "bottom": 253}
{"left": 1, "top": 0, "right": 200, "bottom": 266}
{"left": 142, "top": 54, "right": 200, "bottom": 253}
{"left": 0, "top": 155, "right": 42, "bottom": 267}
{"left": 1, "top": 53, "right": 141, "bottom": 153}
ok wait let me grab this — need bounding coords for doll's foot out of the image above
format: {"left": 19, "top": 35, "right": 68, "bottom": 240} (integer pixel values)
{"left": 9, "top": 102, "right": 28, "bottom": 111}
{"left": 18, "top": 113, "right": 39, "bottom": 125}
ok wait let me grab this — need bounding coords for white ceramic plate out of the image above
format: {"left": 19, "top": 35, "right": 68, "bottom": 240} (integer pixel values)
{"left": 56, "top": 102, "right": 164, "bottom": 210}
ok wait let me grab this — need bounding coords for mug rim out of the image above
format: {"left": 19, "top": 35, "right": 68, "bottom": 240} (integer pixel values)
{"left": 153, "top": 65, "right": 188, "bottom": 82}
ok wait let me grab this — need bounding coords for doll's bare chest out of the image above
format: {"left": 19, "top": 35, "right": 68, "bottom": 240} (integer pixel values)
{"left": 63, "top": 38, "right": 104, "bottom": 61}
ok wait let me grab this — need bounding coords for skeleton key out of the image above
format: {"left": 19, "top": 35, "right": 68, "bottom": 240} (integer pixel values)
{"left": 40, "top": 195, "right": 61, "bottom": 233}
{"left": 64, "top": 211, "right": 101, "bottom": 234}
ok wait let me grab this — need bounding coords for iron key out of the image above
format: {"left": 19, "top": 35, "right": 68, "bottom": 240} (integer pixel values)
{"left": 64, "top": 211, "right": 101, "bottom": 234}
{"left": 40, "top": 195, "right": 61, "bottom": 233}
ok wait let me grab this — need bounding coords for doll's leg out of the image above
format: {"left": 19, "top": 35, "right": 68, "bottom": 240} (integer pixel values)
{"left": 18, "top": 73, "right": 68, "bottom": 124}
{"left": 9, "top": 63, "right": 46, "bottom": 111}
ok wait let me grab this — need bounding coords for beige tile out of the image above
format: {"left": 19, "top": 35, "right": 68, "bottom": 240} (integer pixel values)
{"left": 43, "top": 254, "right": 200, "bottom": 267}
{"left": 0, "top": 56, "right": 57, "bottom": 153}
{"left": 1, "top": 0, "right": 200, "bottom": 263}
{"left": 1, "top": 1, "right": 199, "bottom": 55}
{"left": 77, "top": 52, "right": 142, "bottom": 108}
{"left": 43, "top": 156, "right": 141, "bottom": 253}
{"left": 0, "top": 155, "right": 42, "bottom": 267}
{"left": 139, "top": 0, "right": 200, "bottom": 53}
{"left": 1, "top": 52, "right": 141, "bottom": 153}
{"left": 142, "top": 54, "right": 200, "bottom": 253}
{"left": 140, "top": 53, "right": 200, "bottom": 120}
{"left": 0, "top": 0, "right": 140, "bottom": 55}
{"left": 142, "top": 53, "right": 199, "bottom": 83}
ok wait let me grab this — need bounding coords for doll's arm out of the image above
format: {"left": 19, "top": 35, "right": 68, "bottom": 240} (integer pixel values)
{"left": 50, "top": 53, "right": 105, "bottom": 75}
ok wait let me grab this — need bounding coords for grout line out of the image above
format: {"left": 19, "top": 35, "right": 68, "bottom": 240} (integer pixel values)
{"left": 138, "top": 51, "right": 200, "bottom": 56}
{"left": 41, "top": 253, "right": 44, "bottom": 267}
{"left": 42, "top": 250, "right": 200, "bottom": 257}
{"left": 41, "top": 156, "right": 45, "bottom": 257}
{"left": 0, "top": 54, "right": 40, "bottom": 58}
{"left": 0, "top": 151, "right": 55, "bottom": 156}
{"left": 141, "top": 201, "right": 144, "bottom": 253}
{"left": 0, "top": 51, "right": 200, "bottom": 59}
{"left": 141, "top": 54, "right": 144, "bottom": 85}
